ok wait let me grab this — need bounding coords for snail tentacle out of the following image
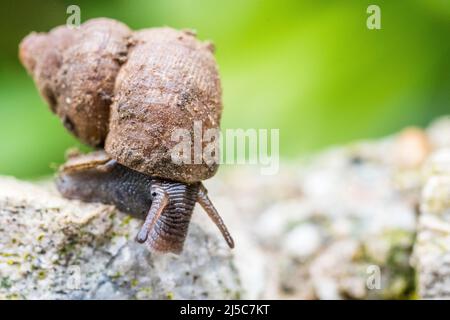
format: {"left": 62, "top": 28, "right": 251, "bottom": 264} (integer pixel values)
{"left": 136, "top": 188, "right": 168, "bottom": 243}
{"left": 198, "top": 184, "right": 235, "bottom": 249}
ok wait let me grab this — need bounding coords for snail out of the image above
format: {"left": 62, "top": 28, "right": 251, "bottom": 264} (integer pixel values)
{"left": 19, "top": 18, "right": 234, "bottom": 254}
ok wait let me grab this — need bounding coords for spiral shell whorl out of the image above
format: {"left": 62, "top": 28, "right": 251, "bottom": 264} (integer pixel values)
{"left": 19, "top": 18, "right": 132, "bottom": 147}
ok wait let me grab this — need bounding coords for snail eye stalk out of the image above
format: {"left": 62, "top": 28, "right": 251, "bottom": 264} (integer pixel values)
{"left": 197, "top": 184, "right": 235, "bottom": 249}
{"left": 136, "top": 189, "right": 168, "bottom": 243}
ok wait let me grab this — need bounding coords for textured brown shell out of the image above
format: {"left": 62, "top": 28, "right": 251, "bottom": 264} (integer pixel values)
{"left": 20, "top": 19, "right": 222, "bottom": 183}
{"left": 105, "top": 28, "right": 222, "bottom": 183}
{"left": 19, "top": 25, "right": 75, "bottom": 112}
{"left": 20, "top": 18, "right": 132, "bottom": 147}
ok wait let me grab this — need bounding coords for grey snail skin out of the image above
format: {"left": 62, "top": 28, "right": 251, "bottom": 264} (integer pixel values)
{"left": 19, "top": 18, "right": 233, "bottom": 254}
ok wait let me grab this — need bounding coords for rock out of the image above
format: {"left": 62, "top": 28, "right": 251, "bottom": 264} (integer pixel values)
{"left": 215, "top": 136, "right": 419, "bottom": 299}
{"left": 282, "top": 224, "right": 322, "bottom": 260}
{"left": 309, "top": 240, "right": 366, "bottom": 300}
{"left": 393, "top": 127, "right": 431, "bottom": 169}
{"left": 413, "top": 148, "right": 450, "bottom": 299}
{"left": 426, "top": 116, "right": 450, "bottom": 150}
{"left": 217, "top": 118, "right": 450, "bottom": 299}
{"left": 0, "top": 177, "right": 242, "bottom": 300}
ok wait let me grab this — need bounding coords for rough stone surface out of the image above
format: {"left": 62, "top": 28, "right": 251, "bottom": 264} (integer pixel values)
{"left": 207, "top": 119, "right": 450, "bottom": 299}
{"left": 0, "top": 177, "right": 242, "bottom": 299}
{"left": 214, "top": 136, "right": 420, "bottom": 299}
{"left": 413, "top": 147, "right": 450, "bottom": 299}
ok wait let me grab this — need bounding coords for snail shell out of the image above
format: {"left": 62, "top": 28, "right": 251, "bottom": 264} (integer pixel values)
{"left": 106, "top": 28, "right": 222, "bottom": 183}
{"left": 20, "top": 18, "right": 222, "bottom": 183}
{"left": 19, "top": 26, "right": 75, "bottom": 114}
{"left": 54, "top": 19, "right": 131, "bottom": 147}
{"left": 20, "top": 18, "right": 132, "bottom": 147}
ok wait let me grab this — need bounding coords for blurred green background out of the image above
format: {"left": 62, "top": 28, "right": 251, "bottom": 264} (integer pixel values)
{"left": 0, "top": 0, "right": 449, "bottom": 178}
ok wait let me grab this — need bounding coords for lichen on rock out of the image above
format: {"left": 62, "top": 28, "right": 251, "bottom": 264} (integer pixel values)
{"left": 0, "top": 177, "right": 242, "bottom": 299}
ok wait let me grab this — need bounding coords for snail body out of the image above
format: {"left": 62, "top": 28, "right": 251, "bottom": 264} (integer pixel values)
{"left": 20, "top": 18, "right": 233, "bottom": 254}
{"left": 57, "top": 151, "right": 233, "bottom": 253}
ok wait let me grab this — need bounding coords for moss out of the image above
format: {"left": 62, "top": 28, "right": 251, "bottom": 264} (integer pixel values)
{"left": 382, "top": 247, "right": 416, "bottom": 299}
{"left": 110, "top": 272, "right": 122, "bottom": 280}
{"left": 358, "top": 229, "right": 417, "bottom": 299}
{"left": 58, "top": 242, "right": 76, "bottom": 257}
{"left": 6, "top": 259, "right": 16, "bottom": 265}
{"left": 37, "top": 270, "right": 47, "bottom": 280}
{"left": 6, "top": 293, "right": 22, "bottom": 300}
{"left": 0, "top": 277, "right": 12, "bottom": 289}
{"left": 136, "top": 287, "right": 153, "bottom": 299}
{"left": 0, "top": 252, "right": 18, "bottom": 257}
{"left": 121, "top": 215, "right": 132, "bottom": 226}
